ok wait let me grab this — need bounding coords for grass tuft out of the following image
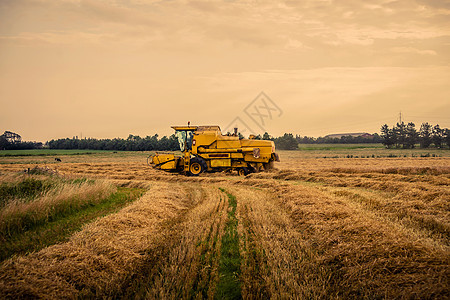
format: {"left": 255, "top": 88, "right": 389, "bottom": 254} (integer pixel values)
{"left": 0, "top": 178, "right": 53, "bottom": 205}
{"left": 216, "top": 188, "right": 242, "bottom": 300}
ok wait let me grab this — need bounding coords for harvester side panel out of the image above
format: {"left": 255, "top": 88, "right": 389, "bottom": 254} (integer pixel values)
{"left": 210, "top": 159, "right": 231, "bottom": 167}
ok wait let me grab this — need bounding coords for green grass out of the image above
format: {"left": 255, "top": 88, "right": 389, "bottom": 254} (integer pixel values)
{"left": 297, "top": 143, "right": 384, "bottom": 150}
{"left": 288, "top": 144, "right": 450, "bottom": 158}
{"left": 0, "top": 187, "right": 145, "bottom": 262}
{"left": 0, "top": 149, "right": 114, "bottom": 157}
{"left": 0, "top": 178, "right": 54, "bottom": 205}
{"left": 216, "top": 188, "right": 242, "bottom": 300}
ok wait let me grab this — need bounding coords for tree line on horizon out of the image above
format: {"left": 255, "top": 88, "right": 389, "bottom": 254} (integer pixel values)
{"left": 239, "top": 132, "right": 383, "bottom": 150}
{"left": 380, "top": 122, "right": 450, "bottom": 149}
{"left": 0, "top": 131, "right": 43, "bottom": 150}
{"left": 1, "top": 123, "right": 449, "bottom": 151}
{"left": 47, "top": 134, "right": 180, "bottom": 151}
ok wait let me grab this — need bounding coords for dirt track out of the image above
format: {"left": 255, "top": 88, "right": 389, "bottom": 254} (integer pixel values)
{"left": 0, "top": 155, "right": 449, "bottom": 298}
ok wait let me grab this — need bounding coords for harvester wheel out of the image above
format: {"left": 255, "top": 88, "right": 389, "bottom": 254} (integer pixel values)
{"left": 237, "top": 167, "right": 250, "bottom": 176}
{"left": 188, "top": 157, "right": 207, "bottom": 176}
{"left": 263, "top": 160, "right": 274, "bottom": 170}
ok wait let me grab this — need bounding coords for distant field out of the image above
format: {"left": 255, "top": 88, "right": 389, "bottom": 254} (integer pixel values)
{"left": 297, "top": 143, "right": 384, "bottom": 150}
{"left": 0, "top": 149, "right": 112, "bottom": 157}
{"left": 296, "top": 143, "right": 450, "bottom": 158}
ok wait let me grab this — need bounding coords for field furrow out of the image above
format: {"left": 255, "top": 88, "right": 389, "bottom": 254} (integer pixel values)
{"left": 235, "top": 179, "right": 449, "bottom": 298}
{"left": 128, "top": 185, "right": 229, "bottom": 299}
{"left": 249, "top": 168, "right": 449, "bottom": 247}
{"left": 232, "top": 185, "right": 320, "bottom": 299}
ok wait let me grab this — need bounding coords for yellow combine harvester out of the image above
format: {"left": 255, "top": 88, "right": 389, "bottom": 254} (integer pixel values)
{"left": 148, "top": 125, "right": 280, "bottom": 176}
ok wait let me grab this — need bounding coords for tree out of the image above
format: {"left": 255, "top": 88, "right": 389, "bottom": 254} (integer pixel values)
{"left": 419, "top": 122, "right": 433, "bottom": 148}
{"left": 168, "top": 134, "right": 180, "bottom": 150}
{"left": 274, "top": 133, "right": 298, "bottom": 150}
{"left": 372, "top": 133, "right": 383, "bottom": 143}
{"left": 2, "top": 131, "right": 22, "bottom": 143}
{"left": 262, "top": 132, "right": 272, "bottom": 140}
{"left": 380, "top": 124, "right": 395, "bottom": 148}
{"left": 432, "top": 124, "right": 444, "bottom": 148}
{"left": 393, "top": 122, "right": 407, "bottom": 148}
{"left": 158, "top": 136, "right": 169, "bottom": 150}
{"left": 405, "top": 122, "right": 418, "bottom": 149}
{"left": 0, "top": 131, "right": 42, "bottom": 150}
{"left": 298, "top": 136, "right": 315, "bottom": 144}
{"left": 0, "top": 135, "right": 9, "bottom": 150}
{"left": 444, "top": 129, "right": 450, "bottom": 149}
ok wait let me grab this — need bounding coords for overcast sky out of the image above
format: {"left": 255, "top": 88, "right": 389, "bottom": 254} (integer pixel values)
{"left": 1, "top": 0, "right": 449, "bottom": 141}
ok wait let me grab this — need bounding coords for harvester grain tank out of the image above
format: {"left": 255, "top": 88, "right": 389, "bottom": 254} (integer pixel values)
{"left": 148, "top": 125, "right": 280, "bottom": 176}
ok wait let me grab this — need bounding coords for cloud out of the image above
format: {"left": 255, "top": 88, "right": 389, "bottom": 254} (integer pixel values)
{"left": 284, "top": 39, "right": 311, "bottom": 50}
{"left": 416, "top": 0, "right": 450, "bottom": 10}
{"left": 391, "top": 47, "right": 437, "bottom": 56}
{"left": 0, "top": 31, "right": 110, "bottom": 46}
{"left": 2, "top": 0, "right": 449, "bottom": 52}
{"left": 77, "top": 0, "right": 160, "bottom": 26}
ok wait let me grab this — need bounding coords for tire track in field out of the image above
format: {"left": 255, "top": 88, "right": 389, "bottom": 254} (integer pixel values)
{"left": 228, "top": 185, "right": 321, "bottom": 299}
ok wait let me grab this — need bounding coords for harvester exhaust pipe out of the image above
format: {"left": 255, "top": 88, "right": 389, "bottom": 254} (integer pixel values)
{"left": 233, "top": 127, "right": 238, "bottom": 136}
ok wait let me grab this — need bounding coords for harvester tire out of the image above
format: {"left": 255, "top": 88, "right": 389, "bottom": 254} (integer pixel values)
{"left": 187, "top": 157, "right": 207, "bottom": 176}
{"left": 263, "top": 160, "right": 274, "bottom": 170}
{"left": 237, "top": 167, "right": 250, "bottom": 176}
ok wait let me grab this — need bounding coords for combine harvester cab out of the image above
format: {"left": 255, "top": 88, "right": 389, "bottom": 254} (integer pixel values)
{"left": 148, "top": 125, "right": 280, "bottom": 176}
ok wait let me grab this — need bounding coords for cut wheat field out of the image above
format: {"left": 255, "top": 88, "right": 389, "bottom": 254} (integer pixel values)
{"left": 0, "top": 150, "right": 449, "bottom": 299}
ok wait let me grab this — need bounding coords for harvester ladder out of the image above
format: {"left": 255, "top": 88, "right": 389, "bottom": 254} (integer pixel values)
{"left": 183, "top": 152, "right": 190, "bottom": 172}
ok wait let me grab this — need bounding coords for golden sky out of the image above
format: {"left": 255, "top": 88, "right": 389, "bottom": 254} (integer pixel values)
{"left": 1, "top": 0, "right": 449, "bottom": 141}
